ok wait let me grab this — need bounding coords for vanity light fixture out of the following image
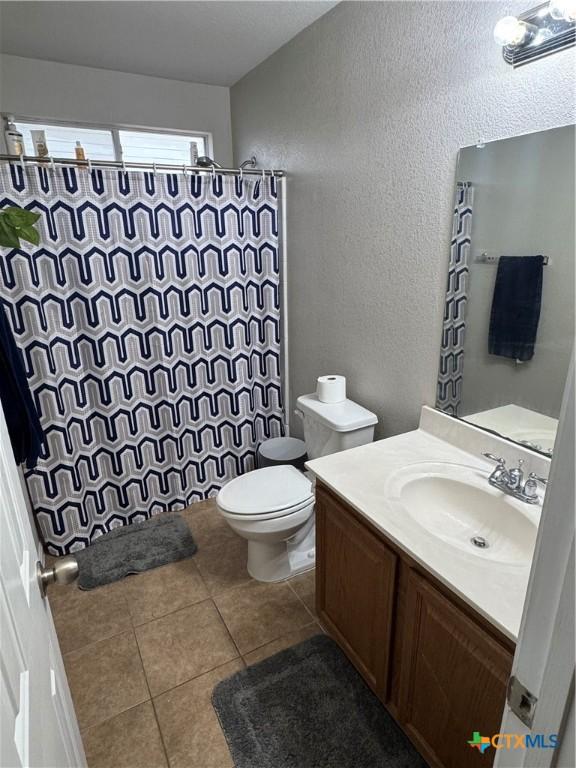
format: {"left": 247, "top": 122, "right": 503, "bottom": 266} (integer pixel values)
{"left": 549, "top": 0, "right": 576, "bottom": 20}
{"left": 493, "top": 15, "right": 534, "bottom": 47}
{"left": 494, "top": 0, "right": 575, "bottom": 66}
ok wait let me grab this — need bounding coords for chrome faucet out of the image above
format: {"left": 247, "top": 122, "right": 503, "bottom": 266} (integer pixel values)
{"left": 482, "top": 453, "right": 547, "bottom": 505}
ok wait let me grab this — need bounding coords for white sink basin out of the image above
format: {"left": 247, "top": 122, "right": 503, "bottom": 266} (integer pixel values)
{"left": 387, "top": 462, "right": 539, "bottom": 566}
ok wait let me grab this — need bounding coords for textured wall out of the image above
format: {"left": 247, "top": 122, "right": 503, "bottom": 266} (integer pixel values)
{"left": 231, "top": 1, "right": 575, "bottom": 438}
{"left": 0, "top": 55, "right": 233, "bottom": 165}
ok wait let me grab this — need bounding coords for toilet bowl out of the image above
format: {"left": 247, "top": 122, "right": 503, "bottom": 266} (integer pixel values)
{"left": 216, "top": 392, "right": 378, "bottom": 582}
{"left": 217, "top": 465, "right": 315, "bottom": 582}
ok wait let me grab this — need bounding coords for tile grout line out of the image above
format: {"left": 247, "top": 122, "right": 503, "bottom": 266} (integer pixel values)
{"left": 56, "top": 510, "right": 317, "bottom": 764}
{"left": 143, "top": 610, "right": 320, "bottom": 702}
{"left": 245, "top": 619, "right": 321, "bottom": 656}
{"left": 134, "top": 595, "right": 243, "bottom": 699}
{"left": 151, "top": 656, "right": 244, "bottom": 703}
{"left": 210, "top": 596, "right": 246, "bottom": 665}
{"left": 61, "top": 624, "right": 136, "bottom": 663}
{"left": 80, "top": 697, "right": 156, "bottom": 736}
{"left": 149, "top": 649, "right": 245, "bottom": 699}
{"left": 69, "top": 626, "right": 150, "bottom": 735}
{"left": 209, "top": 576, "right": 319, "bottom": 658}
{"left": 240, "top": 621, "right": 323, "bottom": 664}
{"left": 286, "top": 574, "right": 317, "bottom": 623}
{"left": 57, "top": 570, "right": 249, "bottom": 672}
{"left": 133, "top": 616, "right": 172, "bottom": 767}
{"left": 57, "top": 574, "right": 316, "bottom": 666}
{"left": 149, "top": 701, "right": 176, "bottom": 768}
{"left": 59, "top": 585, "right": 211, "bottom": 659}
{"left": 65, "top": 605, "right": 322, "bottom": 736}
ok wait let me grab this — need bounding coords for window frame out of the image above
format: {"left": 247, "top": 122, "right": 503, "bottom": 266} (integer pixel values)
{"left": 8, "top": 114, "right": 213, "bottom": 165}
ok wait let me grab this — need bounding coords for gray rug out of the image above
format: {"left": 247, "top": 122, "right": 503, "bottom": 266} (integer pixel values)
{"left": 75, "top": 513, "right": 197, "bottom": 589}
{"left": 212, "top": 634, "right": 427, "bottom": 768}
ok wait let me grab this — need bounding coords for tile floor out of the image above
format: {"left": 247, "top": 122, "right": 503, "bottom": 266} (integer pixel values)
{"left": 49, "top": 500, "right": 321, "bottom": 768}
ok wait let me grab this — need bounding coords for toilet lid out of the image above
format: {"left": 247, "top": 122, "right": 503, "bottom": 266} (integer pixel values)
{"left": 217, "top": 465, "right": 314, "bottom": 516}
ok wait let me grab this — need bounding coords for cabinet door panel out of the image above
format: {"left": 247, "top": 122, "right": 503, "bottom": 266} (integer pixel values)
{"left": 399, "top": 570, "right": 513, "bottom": 768}
{"left": 316, "top": 486, "right": 396, "bottom": 696}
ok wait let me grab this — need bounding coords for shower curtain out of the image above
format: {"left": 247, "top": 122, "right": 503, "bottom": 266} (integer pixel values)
{"left": 437, "top": 181, "right": 474, "bottom": 416}
{"left": 0, "top": 164, "right": 283, "bottom": 554}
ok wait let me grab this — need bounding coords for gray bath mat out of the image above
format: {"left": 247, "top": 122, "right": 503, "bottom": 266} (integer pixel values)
{"left": 75, "top": 513, "right": 197, "bottom": 589}
{"left": 212, "top": 634, "right": 427, "bottom": 768}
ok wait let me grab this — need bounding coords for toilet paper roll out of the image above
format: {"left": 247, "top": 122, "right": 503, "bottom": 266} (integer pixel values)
{"left": 316, "top": 375, "right": 346, "bottom": 403}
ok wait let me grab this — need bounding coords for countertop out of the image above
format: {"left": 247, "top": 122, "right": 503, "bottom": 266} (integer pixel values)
{"left": 306, "top": 407, "right": 549, "bottom": 641}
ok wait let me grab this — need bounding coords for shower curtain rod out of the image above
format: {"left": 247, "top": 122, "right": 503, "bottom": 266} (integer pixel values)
{"left": 0, "top": 154, "right": 286, "bottom": 177}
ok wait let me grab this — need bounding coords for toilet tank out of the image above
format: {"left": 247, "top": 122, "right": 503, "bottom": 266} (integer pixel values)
{"left": 295, "top": 393, "right": 378, "bottom": 460}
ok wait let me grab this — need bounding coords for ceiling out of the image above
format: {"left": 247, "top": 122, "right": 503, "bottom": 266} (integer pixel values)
{"left": 0, "top": 1, "right": 339, "bottom": 87}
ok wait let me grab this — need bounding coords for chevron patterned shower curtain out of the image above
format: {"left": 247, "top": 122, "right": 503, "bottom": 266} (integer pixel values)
{"left": 437, "top": 181, "right": 474, "bottom": 416}
{"left": 0, "top": 164, "right": 283, "bottom": 554}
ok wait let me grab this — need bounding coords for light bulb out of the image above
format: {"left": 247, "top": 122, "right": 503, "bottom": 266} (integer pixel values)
{"left": 493, "top": 15, "right": 529, "bottom": 46}
{"left": 532, "top": 27, "right": 554, "bottom": 45}
{"left": 548, "top": 0, "right": 576, "bottom": 20}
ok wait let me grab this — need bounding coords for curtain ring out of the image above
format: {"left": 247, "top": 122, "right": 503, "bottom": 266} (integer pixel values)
{"left": 182, "top": 163, "right": 187, "bottom": 178}
{"left": 261, "top": 168, "right": 266, "bottom": 181}
{"left": 20, "top": 153, "right": 26, "bottom": 171}
{"left": 211, "top": 165, "right": 216, "bottom": 179}
{"left": 87, "top": 158, "right": 93, "bottom": 173}
{"left": 122, "top": 160, "right": 127, "bottom": 175}
{"left": 153, "top": 162, "right": 157, "bottom": 177}
{"left": 239, "top": 167, "right": 243, "bottom": 181}
{"left": 50, "top": 156, "right": 56, "bottom": 172}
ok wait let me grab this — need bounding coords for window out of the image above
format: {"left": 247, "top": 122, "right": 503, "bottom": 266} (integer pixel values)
{"left": 15, "top": 119, "right": 208, "bottom": 167}
{"left": 119, "top": 130, "right": 206, "bottom": 165}
{"left": 17, "top": 122, "right": 116, "bottom": 160}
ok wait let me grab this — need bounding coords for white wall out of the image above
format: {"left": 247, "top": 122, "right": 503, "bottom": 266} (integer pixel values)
{"left": 231, "top": 0, "right": 576, "bottom": 438}
{"left": 457, "top": 126, "right": 575, "bottom": 420}
{"left": 0, "top": 54, "right": 233, "bottom": 165}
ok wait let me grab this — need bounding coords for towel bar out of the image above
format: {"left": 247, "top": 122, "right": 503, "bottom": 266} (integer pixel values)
{"left": 475, "top": 253, "right": 549, "bottom": 266}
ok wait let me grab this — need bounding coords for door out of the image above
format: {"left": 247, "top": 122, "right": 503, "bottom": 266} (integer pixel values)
{"left": 398, "top": 569, "right": 513, "bottom": 768}
{"left": 0, "top": 404, "right": 85, "bottom": 767}
{"left": 495, "top": 358, "right": 575, "bottom": 768}
{"left": 316, "top": 484, "right": 397, "bottom": 697}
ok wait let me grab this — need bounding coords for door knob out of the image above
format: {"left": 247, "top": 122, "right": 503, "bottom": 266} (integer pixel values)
{"left": 36, "top": 556, "right": 79, "bottom": 597}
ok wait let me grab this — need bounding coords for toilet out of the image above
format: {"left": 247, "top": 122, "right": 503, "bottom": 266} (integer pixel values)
{"left": 216, "top": 393, "right": 378, "bottom": 582}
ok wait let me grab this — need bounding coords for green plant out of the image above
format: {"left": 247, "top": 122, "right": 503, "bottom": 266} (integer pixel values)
{"left": 0, "top": 206, "right": 41, "bottom": 248}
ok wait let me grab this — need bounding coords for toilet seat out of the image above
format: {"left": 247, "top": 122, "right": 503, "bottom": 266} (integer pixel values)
{"left": 219, "top": 496, "right": 314, "bottom": 522}
{"left": 217, "top": 465, "right": 314, "bottom": 518}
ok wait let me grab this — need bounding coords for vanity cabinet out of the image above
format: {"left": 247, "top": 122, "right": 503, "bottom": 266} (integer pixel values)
{"left": 315, "top": 485, "right": 396, "bottom": 695}
{"left": 398, "top": 571, "right": 514, "bottom": 767}
{"left": 315, "top": 482, "right": 515, "bottom": 768}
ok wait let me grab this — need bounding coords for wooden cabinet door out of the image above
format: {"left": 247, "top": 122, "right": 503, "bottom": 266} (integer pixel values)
{"left": 316, "top": 485, "right": 397, "bottom": 698}
{"left": 398, "top": 569, "right": 513, "bottom": 768}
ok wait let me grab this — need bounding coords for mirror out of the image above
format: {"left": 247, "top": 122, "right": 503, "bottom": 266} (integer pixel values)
{"left": 436, "top": 125, "right": 575, "bottom": 456}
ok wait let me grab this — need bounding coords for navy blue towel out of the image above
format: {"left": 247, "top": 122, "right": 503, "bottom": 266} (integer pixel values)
{"left": 488, "top": 255, "right": 544, "bottom": 362}
{"left": 0, "top": 303, "right": 44, "bottom": 468}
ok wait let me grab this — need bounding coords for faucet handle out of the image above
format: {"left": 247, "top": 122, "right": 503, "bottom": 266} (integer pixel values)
{"left": 483, "top": 452, "right": 506, "bottom": 465}
{"left": 528, "top": 472, "right": 548, "bottom": 485}
{"left": 523, "top": 472, "right": 547, "bottom": 499}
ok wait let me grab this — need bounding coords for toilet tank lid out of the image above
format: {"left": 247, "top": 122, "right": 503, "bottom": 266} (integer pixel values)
{"left": 296, "top": 393, "right": 378, "bottom": 432}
